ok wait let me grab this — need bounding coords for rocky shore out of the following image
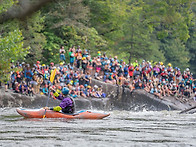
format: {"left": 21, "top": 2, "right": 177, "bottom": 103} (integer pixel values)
{"left": 1, "top": 79, "right": 195, "bottom": 112}
{"left": 91, "top": 79, "right": 195, "bottom": 111}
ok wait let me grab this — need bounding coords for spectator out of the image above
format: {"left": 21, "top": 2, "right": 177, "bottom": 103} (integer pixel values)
{"left": 14, "top": 82, "right": 20, "bottom": 93}
{"left": 69, "top": 47, "right": 75, "bottom": 67}
{"left": 184, "top": 86, "right": 191, "bottom": 98}
{"left": 81, "top": 57, "right": 88, "bottom": 74}
{"left": 75, "top": 48, "right": 82, "bottom": 68}
{"left": 193, "top": 92, "right": 196, "bottom": 101}
{"left": 19, "top": 81, "right": 27, "bottom": 95}
{"left": 28, "top": 84, "right": 34, "bottom": 96}
{"left": 24, "top": 64, "right": 33, "bottom": 86}
{"left": 60, "top": 46, "right": 66, "bottom": 62}
{"left": 94, "top": 70, "right": 102, "bottom": 80}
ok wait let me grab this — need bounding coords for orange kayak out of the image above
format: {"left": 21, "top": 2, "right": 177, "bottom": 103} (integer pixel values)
{"left": 16, "top": 108, "right": 110, "bottom": 119}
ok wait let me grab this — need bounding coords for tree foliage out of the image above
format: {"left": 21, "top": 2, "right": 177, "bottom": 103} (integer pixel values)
{"left": 0, "top": 0, "right": 196, "bottom": 77}
{"left": 20, "top": 11, "right": 46, "bottom": 64}
{"left": 0, "top": 1, "right": 29, "bottom": 82}
{"left": 0, "top": 26, "right": 29, "bottom": 81}
{"left": 41, "top": 0, "right": 107, "bottom": 63}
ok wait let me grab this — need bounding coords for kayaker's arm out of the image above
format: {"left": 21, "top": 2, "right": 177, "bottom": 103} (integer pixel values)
{"left": 49, "top": 87, "right": 62, "bottom": 100}
{"left": 43, "top": 106, "right": 62, "bottom": 112}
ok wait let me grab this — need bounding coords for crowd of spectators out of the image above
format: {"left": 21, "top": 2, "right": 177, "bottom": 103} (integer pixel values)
{"left": 0, "top": 60, "right": 106, "bottom": 99}
{"left": 1, "top": 45, "right": 196, "bottom": 102}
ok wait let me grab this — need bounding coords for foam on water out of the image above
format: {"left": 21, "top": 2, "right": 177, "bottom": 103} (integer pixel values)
{"left": 0, "top": 108, "right": 196, "bottom": 147}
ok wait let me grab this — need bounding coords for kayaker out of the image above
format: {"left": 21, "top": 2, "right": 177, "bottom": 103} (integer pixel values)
{"left": 44, "top": 87, "right": 75, "bottom": 114}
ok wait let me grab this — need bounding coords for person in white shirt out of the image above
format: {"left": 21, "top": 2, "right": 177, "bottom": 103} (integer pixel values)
{"left": 59, "top": 46, "right": 66, "bottom": 62}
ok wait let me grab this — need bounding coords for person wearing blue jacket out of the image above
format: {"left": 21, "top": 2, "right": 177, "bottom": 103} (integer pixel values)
{"left": 24, "top": 64, "right": 33, "bottom": 86}
{"left": 42, "top": 84, "right": 49, "bottom": 95}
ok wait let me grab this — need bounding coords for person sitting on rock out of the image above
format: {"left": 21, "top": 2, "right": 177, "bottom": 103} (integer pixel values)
{"left": 19, "top": 81, "right": 27, "bottom": 95}
{"left": 42, "top": 84, "right": 49, "bottom": 95}
{"left": 169, "top": 83, "right": 178, "bottom": 96}
{"left": 84, "top": 72, "right": 91, "bottom": 85}
{"left": 150, "top": 85, "right": 162, "bottom": 99}
{"left": 70, "top": 87, "right": 78, "bottom": 98}
{"left": 193, "top": 92, "right": 196, "bottom": 102}
{"left": 79, "top": 85, "right": 87, "bottom": 97}
{"left": 94, "top": 70, "right": 102, "bottom": 80}
{"left": 183, "top": 86, "right": 191, "bottom": 98}
{"left": 27, "top": 84, "right": 34, "bottom": 96}
{"left": 14, "top": 82, "right": 20, "bottom": 93}
{"left": 144, "top": 80, "right": 152, "bottom": 92}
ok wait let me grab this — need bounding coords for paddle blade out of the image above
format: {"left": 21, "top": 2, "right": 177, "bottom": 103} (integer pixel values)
{"left": 50, "top": 68, "right": 57, "bottom": 83}
{"left": 43, "top": 115, "right": 46, "bottom": 118}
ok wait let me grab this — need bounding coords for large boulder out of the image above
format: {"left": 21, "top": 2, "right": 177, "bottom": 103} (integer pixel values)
{"left": 0, "top": 89, "right": 110, "bottom": 110}
{"left": 91, "top": 79, "right": 193, "bottom": 111}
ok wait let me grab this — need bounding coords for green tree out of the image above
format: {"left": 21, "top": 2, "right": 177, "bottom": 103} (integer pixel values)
{"left": 0, "top": 1, "right": 29, "bottom": 82}
{"left": 143, "top": 0, "right": 193, "bottom": 42}
{"left": 41, "top": 0, "right": 107, "bottom": 62}
{"left": 116, "top": 2, "right": 165, "bottom": 64}
{"left": 0, "top": 27, "right": 29, "bottom": 81}
{"left": 186, "top": 2, "right": 196, "bottom": 76}
{"left": 160, "top": 38, "right": 190, "bottom": 69}
{"left": 86, "top": 0, "right": 127, "bottom": 50}
{"left": 0, "top": 0, "right": 16, "bottom": 14}
{"left": 20, "top": 11, "right": 46, "bottom": 64}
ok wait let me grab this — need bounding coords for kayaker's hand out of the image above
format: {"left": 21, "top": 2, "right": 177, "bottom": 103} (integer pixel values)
{"left": 43, "top": 107, "right": 49, "bottom": 110}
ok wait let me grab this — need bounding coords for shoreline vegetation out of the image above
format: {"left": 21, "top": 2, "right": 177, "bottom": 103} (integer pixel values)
{"left": 0, "top": 1, "right": 196, "bottom": 109}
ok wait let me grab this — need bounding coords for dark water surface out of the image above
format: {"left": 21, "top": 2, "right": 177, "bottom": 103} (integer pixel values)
{"left": 0, "top": 108, "right": 196, "bottom": 147}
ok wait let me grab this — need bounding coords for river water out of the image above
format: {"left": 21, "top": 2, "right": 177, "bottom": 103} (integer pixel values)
{"left": 0, "top": 108, "right": 196, "bottom": 147}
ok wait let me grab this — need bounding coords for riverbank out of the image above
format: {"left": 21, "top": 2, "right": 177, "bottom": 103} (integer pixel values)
{"left": 0, "top": 88, "right": 110, "bottom": 110}
{"left": 1, "top": 82, "right": 195, "bottom": 112}
{"left": 91, "top": 79, "right": 195, "bottom": 111}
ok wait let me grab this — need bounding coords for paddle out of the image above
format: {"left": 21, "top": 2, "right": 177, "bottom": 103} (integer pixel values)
{"left": 179, "top": 105, "right": 196, "bottom": 114}
{"left": 43, "top": 68, "right": 57, "bottom": 118}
